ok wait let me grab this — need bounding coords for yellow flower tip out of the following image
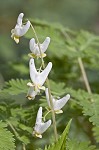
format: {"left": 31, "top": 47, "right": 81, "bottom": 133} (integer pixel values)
{"left": 14, "top": 36, "right": 20, "bottom": 44}
{"left": 28, "top": 53, "right": 36, "bottom": 58}
{"left": 28, "top": 53, "right": 46, "bottom": 59}
{"left": 26, "top": 95, "right": 33, "bottom": 100}
{"left": 39, "top": 86, "right": 45, "bottom": 91}
{"left": 55, "top": 110, "right": 63, "bottom": 114}
{"left": 34, "top": 84, "right": 45, "bottom": 92}
{"left": 27, "top": 82, "right": 34, "bottom": 87}
{"left": 33, "top": 131, "right": 42, "bottom": 138}
{"left": 39, "top": 53, "right": 46, "bottom": 58}
{"left": 35, "top": 133, "right": 42, "bottom": 138}
{"left": 42, "top": 53, "right": 46, "bottom": 58}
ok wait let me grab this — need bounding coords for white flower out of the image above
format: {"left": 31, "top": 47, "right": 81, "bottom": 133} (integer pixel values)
{"left": 26, "top": 86, "right": 38, "bottom": 100}
{"left": 29, "top": 37, "right": 50, "bottom": 58}
{"left": 33, "top": 107, "right": 51, "bottom": 138}
{"left": 11, "top": 13, "right": 30, "bottom": 43}
{"left": 45, "top": 88, "right": 70, "bottom": 114}
{"left": 27, "top": 58, "right": 52, "bottom": 92}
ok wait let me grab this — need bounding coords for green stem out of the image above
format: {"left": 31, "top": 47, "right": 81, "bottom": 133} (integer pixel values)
{"left": 30, "top": 23, "right": 58, "bottom": 141}
{"left": 43, "top": 110, "right": 52, "bottom": 121}
{"left": 7, "top": 120, "right": 26, "bottom": 150}
{"left": 7, "top": 120, "right": 20, "bottom": 139}
{"left": 77, "top": 57, "right": 94, "bottom": 102}
{"left": 61, "top": 30, "right": 92, "bottom": 95}
{"left": 23, "top": 144, "right": 26, "bottom": 150}
{"left": 77, "top": 57, "right": 92, "bottom": 94}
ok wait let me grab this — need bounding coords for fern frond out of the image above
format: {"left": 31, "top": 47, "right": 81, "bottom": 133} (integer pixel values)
{"left": 0, "top": 79, "right": 29, "bottom": 104}
{"left": 0, "top": 121, "right": 15, "bottom": 150}
{"left": 64, "top": 88, "right": 99, "bottom": 126}
{"left": 93, "top": 126, "right": 99, "bottom": 143}
{"left": 5, "top": 79, "right": 29, "bottom": 95}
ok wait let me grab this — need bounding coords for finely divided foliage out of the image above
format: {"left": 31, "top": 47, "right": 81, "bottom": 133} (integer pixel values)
{"left": 0, "top": 13, "right": 99, "bottom": 149}
{"left": 0, "top": 121, "right": 15, "bottom": 150}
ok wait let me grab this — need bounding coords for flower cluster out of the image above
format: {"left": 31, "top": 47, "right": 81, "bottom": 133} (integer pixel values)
{"left": 11, "top": 13, "right": 70, "bottom": 139}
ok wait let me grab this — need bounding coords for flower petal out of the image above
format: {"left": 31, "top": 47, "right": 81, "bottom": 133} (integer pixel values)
{"left": 14, "top": 36, "right": 19, "bottom": 44}
{"left": 39, "top": 120, "right": 51, "bottom": 134}
{"left": 11, "top": 13, "right": 30, "bottom": 43}
{"left": 15, "top": 20, "right": 30, "bottom": 37}
{"left": 32, "top": 130, "right": 42, "bottom": 138}
{"left": 45, "top": 88, "right": 70, "bottom": 111}
{"left": 34, "top": 120, "right": 51, "bottom": 135}
{"left": 38, "top": 62, "right": 52, "bottom": 86}
{"left": 40, "top": 37, "right": 50, "bottom": 53}
{"left": 27, "top": 82, "right": 34, "bottom": 87}
{"left": 36, "top": 107, "right": 42, "bottom": 124}
{"left": 17, "top": 13, "right": 24, "bottom": 25}
{"left": 26, "top": 87, "right": 38, "bottom": 100}
{"left": 29, "top": 58, "right": 38, "bottom": 83}
{"left": 29, "top": 38, "right": 36, "bottom": 53}
{"left": 54, "top": 94, "right": 70, "bottom": 111}
{"left": 29, "top": 38, "right": 40, "bottom": 54}
{"left": 33, "top": 107, "right": 51, "bottom": 138}
{"left": 39, "top": 86, "right": 45, "bottom": 91}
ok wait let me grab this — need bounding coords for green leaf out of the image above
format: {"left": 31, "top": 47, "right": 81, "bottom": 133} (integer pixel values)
{"left": 93, "top": 126, "right": 99, "bottom": 143}
{"left": 0, "top": 121, "right": 15, "bottom": 150}
{"left": 62, "top": 87, "right": 99, "bottom": 126}
{"left": 5, "top": 79, "right": 28, "bottom": 95}
{"left": 46, "top": 119, "right": 72, "bottom": 150}
{"left": 19, "top": 123, "right": 32, "bottom": 134}
{"left": 66, "top": 140, "right": 98, "bottom": 150}
{"left": 19, "top": 135, "right": 30, "bottom": 145}
{"left": 50, "top": 80, "right": 67, "bottom": 96}
{"left": 0, "top": 79, "right": 29, "bottom": 103}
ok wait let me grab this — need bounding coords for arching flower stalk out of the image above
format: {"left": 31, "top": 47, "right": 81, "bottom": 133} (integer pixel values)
{"left": 11, "top": 13, "right": 30, "bottom": 43}
{"left": 30, "top": 23, "right": 58, "bottom": 141}
{"left": 29, "top": 37, "right": 50, "bottom": 58}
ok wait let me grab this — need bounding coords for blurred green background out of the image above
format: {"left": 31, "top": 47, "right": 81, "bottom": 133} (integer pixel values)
{"left": 0, "top": 0, "right": 99, "bottom": 82}
{"left": 1, "top": 1, "right": 99, "bottom": 149}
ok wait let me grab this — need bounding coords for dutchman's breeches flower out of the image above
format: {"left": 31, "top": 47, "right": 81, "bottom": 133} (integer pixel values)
{"left": 33, "top": 107, "right": 51, "bottom": 138}
{"left": 29, "top": 37, "right": 50, "bottom": 58}
{"left": 27, "top": 58, "right": 52, "bottom": 100}
{"left": 11, "top": 13, "right": 30, "bottom": 43}
{"left": 45, "top": 88, "right": 70, "bottom": 114}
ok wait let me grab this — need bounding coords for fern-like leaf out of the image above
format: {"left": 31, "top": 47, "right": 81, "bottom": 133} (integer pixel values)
{"left": 93, "top": 126, "right": 99, "bottom": 143}
{"left": 0, "top": 121, "right": 15, "bottom": 150}
{"left": 5, "top": 79, "right": 28, "bottom": 95}
{"left": 60, "top": 87, "right": 99, "bottom": 126}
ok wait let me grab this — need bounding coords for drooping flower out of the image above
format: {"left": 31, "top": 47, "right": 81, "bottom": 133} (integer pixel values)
{"left": 28, "top": 37, "right": 50, "bottom": 58}
{"left": 26, "top": 86, "right": 38, "bottom": 100}
{"left": 11, "top": 13, "right": 30, "bottom": 43}
{"left": 45, "top": 88, "right": 70, "bottom": 114}
{"left": 27, "top": 58, "right": 52, "bottom": 98}
{"left": 33, "top": 107, "right": 51, "bottom": 138}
